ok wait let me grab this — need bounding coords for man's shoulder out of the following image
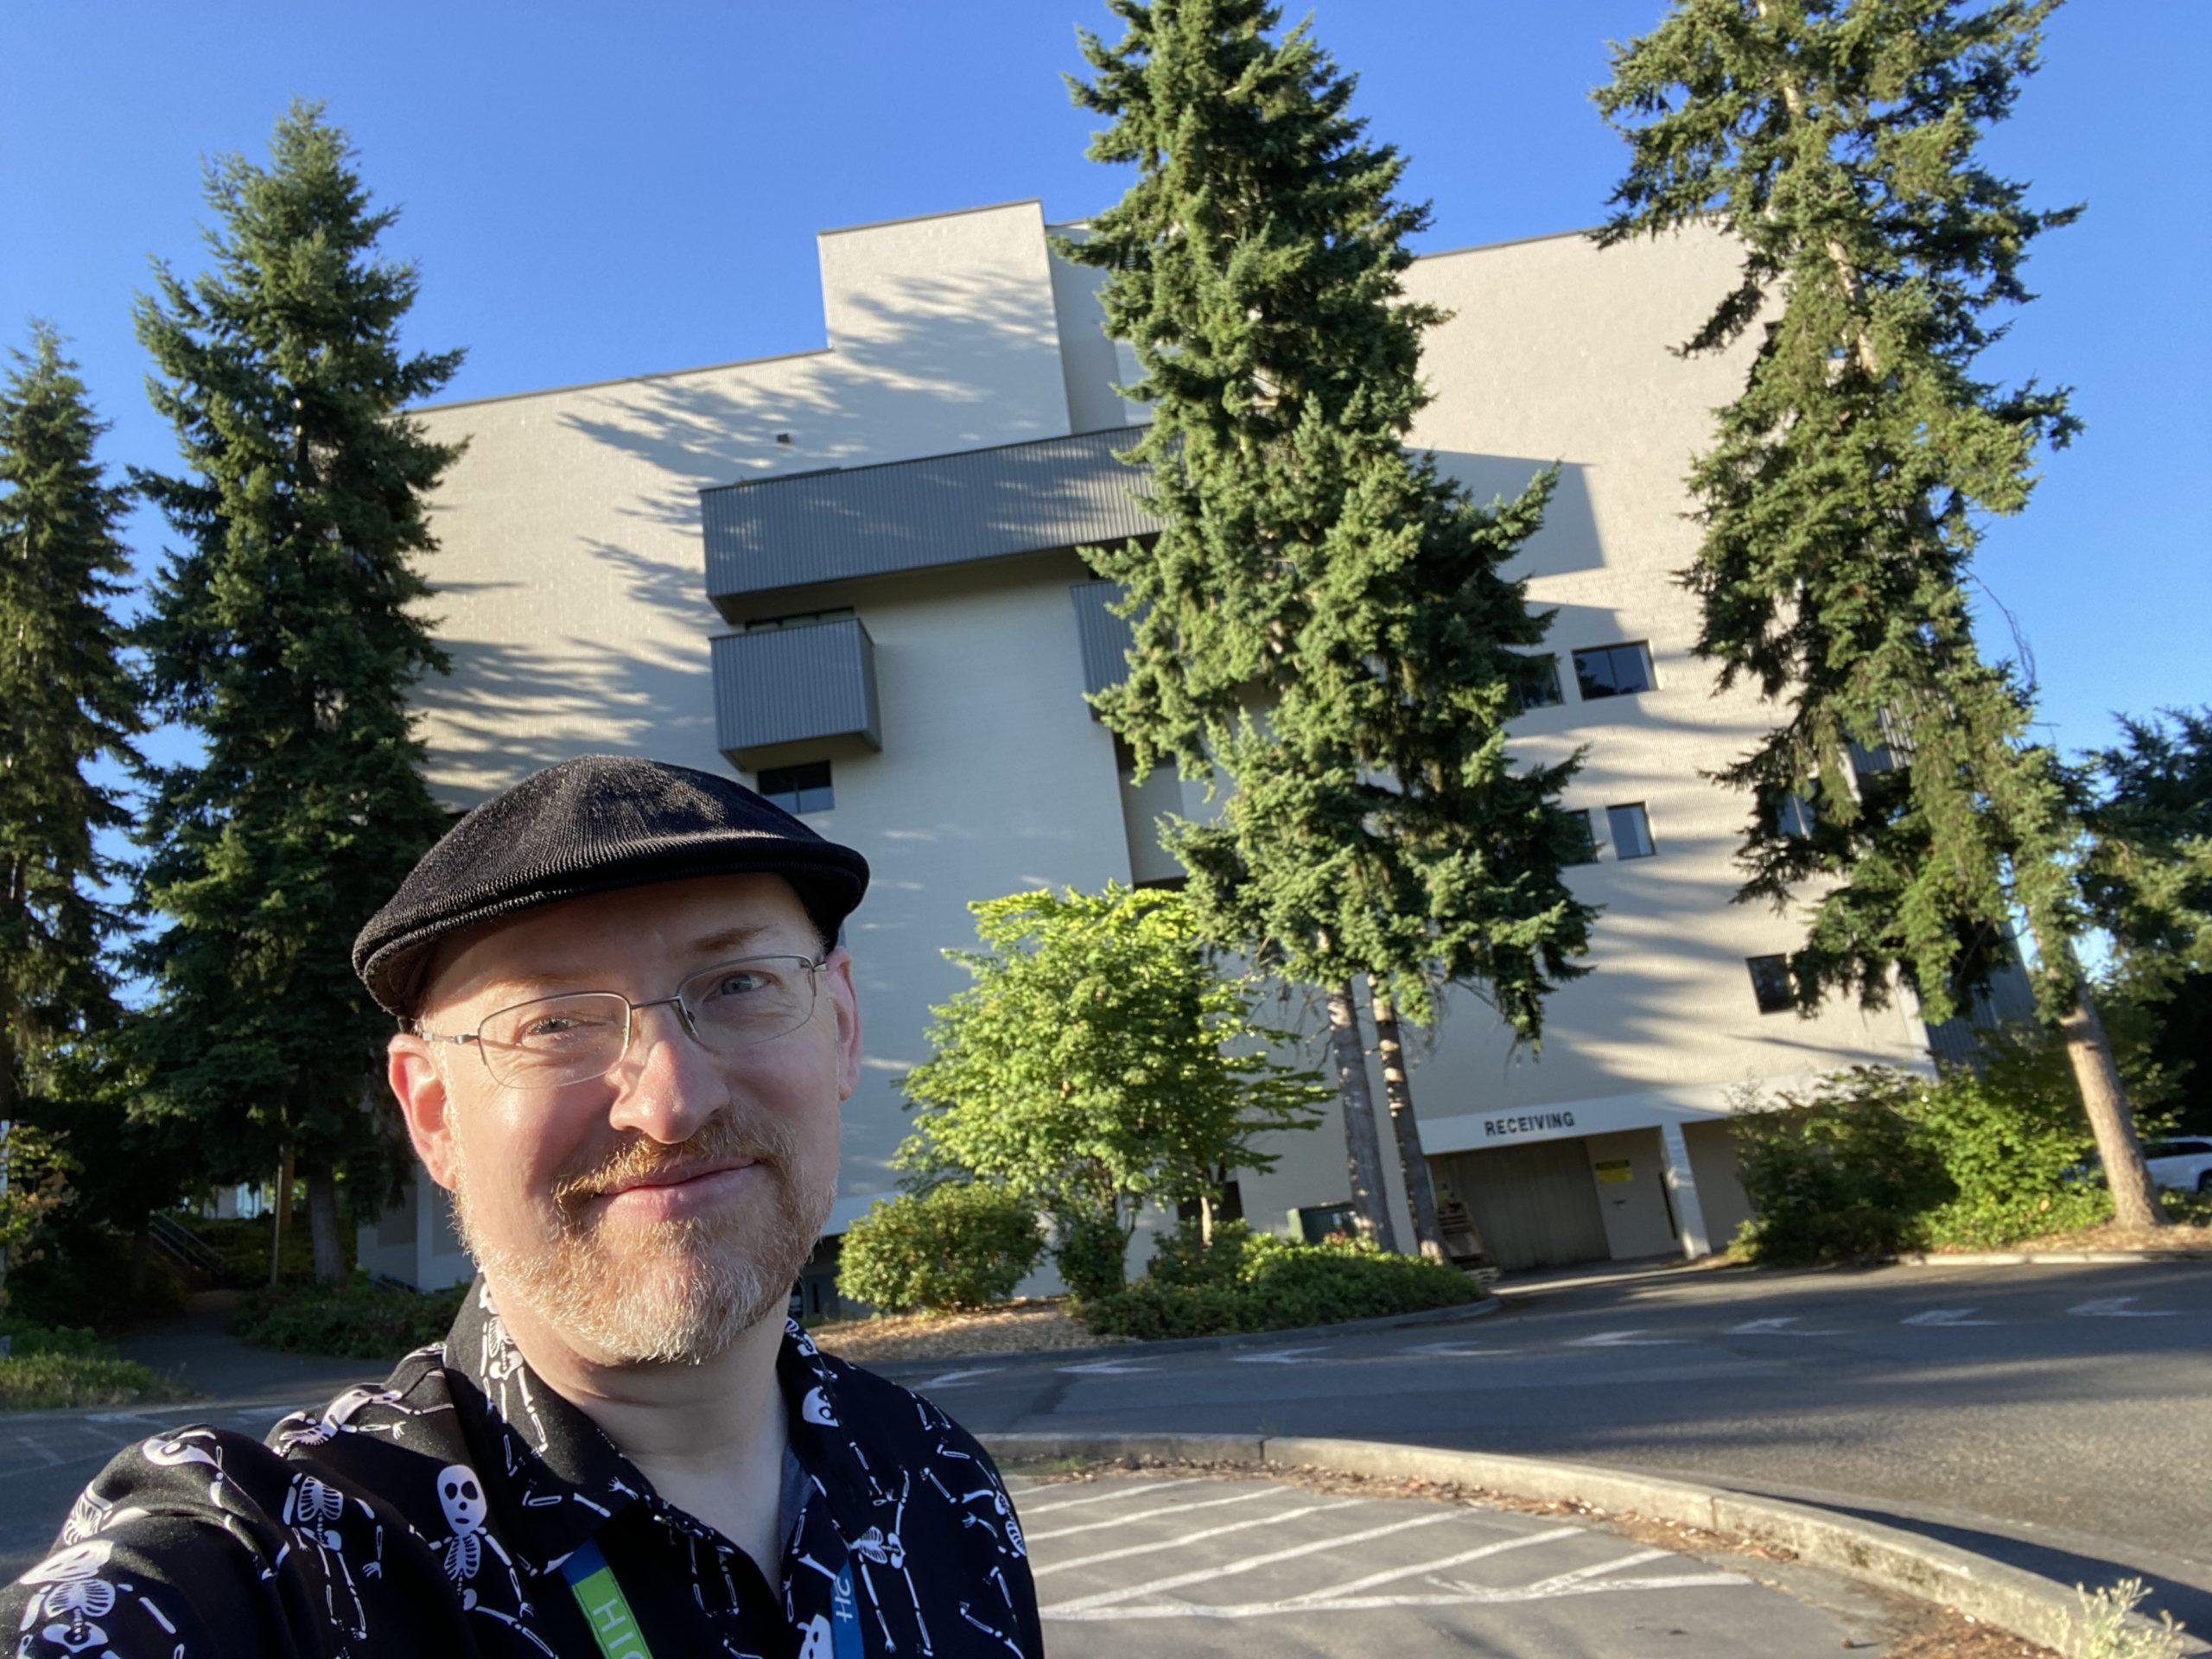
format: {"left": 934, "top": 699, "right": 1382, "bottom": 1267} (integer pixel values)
{"left": 801, "top": 1337, "right": 1004, "bottom": 1470}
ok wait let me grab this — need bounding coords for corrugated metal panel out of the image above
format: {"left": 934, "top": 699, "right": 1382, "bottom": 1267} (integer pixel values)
{"left": 1070, "top": 580, "right": 1138, "bottom": 700}
{"left": 711, "top": 618, "right": 881, "bottom": 763}
{"left": 702, "top": 427, "right": 1163, "bottom": 601}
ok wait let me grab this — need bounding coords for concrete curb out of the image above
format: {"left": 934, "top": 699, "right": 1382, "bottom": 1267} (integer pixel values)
{"left": 983, "top": 1430, "right": 2207, "bottom": 1659}
{"left": 869, "top": 1294, "right": 1499, "bottom": 1375}
{"left": 1897, "top": 1249, "right": 2211, "bottom": 1267}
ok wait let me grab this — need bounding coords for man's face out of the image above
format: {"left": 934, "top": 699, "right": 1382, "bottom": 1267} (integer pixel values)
{"left": 388, "top": 874, "right": 858, "bottom": 1367}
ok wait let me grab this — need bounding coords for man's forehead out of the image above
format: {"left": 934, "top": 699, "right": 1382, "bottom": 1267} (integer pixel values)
{"left": 422, "top": 875, "right": 817, "bottom": 1010}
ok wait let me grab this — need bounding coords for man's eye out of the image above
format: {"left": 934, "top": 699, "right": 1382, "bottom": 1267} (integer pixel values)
{"left": 709, "top": 973, "right": 771, "bottom": 998}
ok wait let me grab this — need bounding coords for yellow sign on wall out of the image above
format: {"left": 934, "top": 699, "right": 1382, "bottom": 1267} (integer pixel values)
{"left": 1592, "top": 1159, "right": 1634, "bottom": 1184}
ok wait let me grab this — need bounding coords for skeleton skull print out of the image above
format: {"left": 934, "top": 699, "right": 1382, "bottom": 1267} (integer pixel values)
{"left": 0, "top": 1278, "right": 1041, "bottom": 1656}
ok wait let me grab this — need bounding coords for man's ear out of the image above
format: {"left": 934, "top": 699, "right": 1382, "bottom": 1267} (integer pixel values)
{"left": 387, "top": 1033, "right": 461, "bottom": 1192}
{"left": 825, "top": 951, "right": 862, "bottom": 1104}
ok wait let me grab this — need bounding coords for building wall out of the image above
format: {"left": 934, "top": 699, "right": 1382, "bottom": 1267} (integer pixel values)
{"left": 382, "top": 200, "right": 1937, "bottom": 1282}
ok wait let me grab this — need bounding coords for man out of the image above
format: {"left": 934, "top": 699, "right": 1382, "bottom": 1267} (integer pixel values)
{"left": 3, "top": 756, "right": 1044, "bottom": 1657}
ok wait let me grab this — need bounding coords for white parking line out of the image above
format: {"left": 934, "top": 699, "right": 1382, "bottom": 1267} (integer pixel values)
{"left": 1052, "top": 1567, "right": 1755, "bottom": 1620}
{"left": 1041, "top": 1505, "right": 1452, "bottom": 1609}
{"left": 1019, "top": 1478, "right": 1206, "bottom": 1516}
{"left": 1026, "top": 1485, "right": 1285, "bottom": 1541}
{"left": 1035, "top": 1497, "right": 1369, "bottom": 1578}
{"left": 1278, "top": 1524, "right": 1582, "bottom": 1604}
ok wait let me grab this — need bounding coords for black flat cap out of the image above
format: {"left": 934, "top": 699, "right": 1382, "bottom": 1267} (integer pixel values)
{"left": 353, "top": 754, "right": 869, "bottom": 1019}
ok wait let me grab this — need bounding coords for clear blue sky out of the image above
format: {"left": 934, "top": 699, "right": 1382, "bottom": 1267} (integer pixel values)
{"left": 5, "top": 1, "right": 2206, "bottom": 761}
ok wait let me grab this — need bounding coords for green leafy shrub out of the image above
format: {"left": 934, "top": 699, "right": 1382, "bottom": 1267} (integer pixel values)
{"left": 233, "top": 1274, "right": 466, "bottom": 1359}
{"left": 1080, "top": 1224, "right": 1481, "bottom": 1339}
{"left": 6, "top": 1224, "right": 186, "bottom": 1330}
{"left": 0, "top": 1314, "right": 111, "bottom": 1358}
{"left": 1730, "top": 1052, "right": 2127, "bottom": 1265}
{"left": 1728, "top": 1069, "right": 1954, "bottom": 1263}
{"left": 1912, "top": 1054, "right": 2110, "bottom": 1246}
{"left": 836, "top": 1185, "right": 1046, "bottom": 1314}
{"left": 1051, "top": 1211, "right": 1132, "bottom": 1304}
{"left": 182, "top": 1213, "right": 357, "bottom": 1287}
{"left": 0, "top": 1351, "right": 191, "bottom": 1411}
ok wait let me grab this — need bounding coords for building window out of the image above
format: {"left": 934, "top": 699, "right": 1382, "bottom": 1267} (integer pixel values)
{"left": 1557, "top": 807, "right": 1599, "bottom": 865}
{"left": 1606, "top": 803, "right": 1656, "bottom": 859}
{"left": 1572, "top": 641, "right": 1656, "bottom": 700}
{"left": 1772, "top": 791, "right": 1817, "bottom": 838}
{"left": 1509, "top": 654, "right": 1564, "bottom": 713}
{"left": 1746, "top": 954, "right": 1796, "bottom": 1015}
{"left": 743, "top": 607, "right": 855, "bottom": 633}
{"left": 760, "top": 760, "right": 833, "bottom": 815}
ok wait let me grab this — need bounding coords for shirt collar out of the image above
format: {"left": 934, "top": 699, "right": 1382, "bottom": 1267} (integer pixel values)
{"left": 442, "top": 1277, "right": 873, "bottom": 1576}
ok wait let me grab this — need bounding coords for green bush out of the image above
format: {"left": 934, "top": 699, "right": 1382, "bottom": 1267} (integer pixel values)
{"left": 182, "top": 1213, "right": 358, "bottom": 1287}
{"left": 1052, "top": 1211, "right": 1132, "bottom": 1304}
{"left": 0, "top": 1313, "right": 111, "bottom": 1358}
{"left": 1729, "top": 1070, "right": 1954, "bottom": 1264}
{"left": 1729, "top": 1053, "right": 2131, "bottom": 1265}
{"left": 233, "top": 1274, "right": 466, "bottom": 1359}
{"left": 1080, "top": 1224, "right": 1482, "bottom": 1339}
{"left": 0, "top": 1351, "right": 191, "bottom": 1411}
{"left": 836, "top": 1185, "right": 1046, "bottom": 1314}
{"left": 6, "top": 1224, "right": 186, "bottom": 1331}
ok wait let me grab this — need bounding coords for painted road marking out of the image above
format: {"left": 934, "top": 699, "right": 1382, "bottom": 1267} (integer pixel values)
{"left": 1034, "top": 1497, "right": 1366, "bottom": 1578}
{"left": 1566, "top": 1330, "right": 1681, "bottom": 1348}
{"left": 1904, "top": 1308, "right": 1999, "bottom": 1326}
{"left": 1056, "top": 1359, "right": 1160, "bottom": 1376}
{"left": 2068, "top": 1297, "right": 2178, "bottom": 1319}
{"left": 1402, "top": 1342, "right": 1517, "bottom": 1357}
{"left": 1231, "top": 1347, "right": 1326, "bottom": 1365}
{"left": 1051, "top": 1569, "right": 1758, "bottom": 1620}
{"left": 1020, "top": 1478, "right": 1205, "bottom": 1516}
{"left": 1042, "top": 1506, "right": 1454, "bottom": 1612}
{"left": 1726, "top": 1316, "right": 1843, "bottom": 1336}
{"left": 1026, "top": 1486, "right": 1283, "bottom": 1542}
{"left": 917, "top": 1368, "right": 1003, "bottom": 1389}
{"left": 1276, "top": 1524, "right": 1582, "bottom": 1605}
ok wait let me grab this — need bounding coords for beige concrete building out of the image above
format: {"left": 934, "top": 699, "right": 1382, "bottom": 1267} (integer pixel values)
{"left": 358, "top": 198, "right": 1945, "bottom": 1294}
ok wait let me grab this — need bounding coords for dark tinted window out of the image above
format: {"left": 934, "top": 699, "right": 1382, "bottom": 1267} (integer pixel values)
{"left": 1607, "top": 803, "right": 1656, "bottom": 859}
{"left": 1772, "top": 792, "right": 1817, "bottom": 837}
{"left": 1510, "top": 654, "right": 1564, "bottom": 713}
{"left": 1572, "top": 642, "right": 1656, "bottom": 700}
{"left": 1557, "top": 808, "right": 1599, "bottom": 865}
{"left": 1747, "top": 954, "right": 1795, "bottom": 1014}
{"left": 760, "top": 760, "right": 833, "bottom": 815}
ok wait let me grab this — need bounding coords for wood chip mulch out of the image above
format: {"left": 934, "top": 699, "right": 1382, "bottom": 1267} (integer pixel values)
{"left": 804, "top": 1299, "right": 1126, "bottom": 1363}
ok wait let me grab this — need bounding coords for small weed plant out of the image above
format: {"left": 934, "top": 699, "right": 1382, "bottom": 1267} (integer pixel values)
{"left": 2073, "top": 1578, "right": 2187, "bottom": 1659}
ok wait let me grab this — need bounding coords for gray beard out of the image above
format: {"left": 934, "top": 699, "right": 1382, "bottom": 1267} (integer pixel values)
{"left": 448, "top": 1128, "right": 834, "bottom": 1365}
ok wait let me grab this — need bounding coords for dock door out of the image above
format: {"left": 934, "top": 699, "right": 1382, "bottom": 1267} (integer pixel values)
{"left": 1431, "top": 1140, "right": 1611, "bottom": 1272}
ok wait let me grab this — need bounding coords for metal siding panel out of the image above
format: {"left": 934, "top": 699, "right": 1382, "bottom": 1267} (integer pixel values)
{"left": 711, "top": 619, "right": 879, "bottom": 758}
{"left": 702, "top": 428, "right": 1163, "bottom": 601}
{"left": 1069, "top": 580, "right": 1137, "bottom": 698}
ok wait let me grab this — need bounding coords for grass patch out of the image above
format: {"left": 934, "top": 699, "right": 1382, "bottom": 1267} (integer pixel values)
{"left": 233, "top": 1274, "right": 466, "bottom": 1360}
{"left": 0, "top": 1317, "right": 193, "bottom": 1410}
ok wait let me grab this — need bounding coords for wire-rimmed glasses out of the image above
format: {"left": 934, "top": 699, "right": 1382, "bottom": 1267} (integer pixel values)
{"left": 417, "top": 955, "right": 829, "bottom": 1090}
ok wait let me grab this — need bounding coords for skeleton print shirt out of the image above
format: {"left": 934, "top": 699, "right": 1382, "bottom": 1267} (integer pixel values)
{"left": 2, "top": 1280, "right": 1042, "bottom": 1658}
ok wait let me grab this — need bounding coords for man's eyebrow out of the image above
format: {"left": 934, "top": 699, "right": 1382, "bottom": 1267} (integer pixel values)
{"left": 471, "top": 923, "right": 789, "bottom": 1003}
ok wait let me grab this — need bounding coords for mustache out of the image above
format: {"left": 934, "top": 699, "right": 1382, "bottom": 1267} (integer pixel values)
{"left": 550, "top": 1111, "right": 798, "bottom": 1210}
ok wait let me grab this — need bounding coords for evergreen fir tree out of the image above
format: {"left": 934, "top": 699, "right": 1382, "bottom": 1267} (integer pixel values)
{"left": 131, "top": 103, "right": 462, "bottom": 1280}
{"left": 1595, "top": 0, "right": 2165, "bottom": 1227}
{"left": 0, "top": 324, "right": 145, "bottom": 1284}
{"left": 1065, "top": 0, "right": 1591, "bottom": 1249}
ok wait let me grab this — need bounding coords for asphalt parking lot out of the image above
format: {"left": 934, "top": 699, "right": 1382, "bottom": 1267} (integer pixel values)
{"left": 1012, "top": 1471, "right": 1913, "bottom": 1656}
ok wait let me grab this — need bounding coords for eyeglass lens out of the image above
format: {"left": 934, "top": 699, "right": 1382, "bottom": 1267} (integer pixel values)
{"left": 474, "top": 957, "right": 818, "bottom": 1087}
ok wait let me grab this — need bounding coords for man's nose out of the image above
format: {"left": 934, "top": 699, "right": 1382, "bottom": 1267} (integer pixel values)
{"left": 604, "top": 1000, "right": 721, "bottom": 1143}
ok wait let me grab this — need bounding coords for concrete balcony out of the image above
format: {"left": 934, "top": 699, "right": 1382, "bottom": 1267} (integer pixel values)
{"left": 711, "top": 617, "right": 881, "bottom": 769}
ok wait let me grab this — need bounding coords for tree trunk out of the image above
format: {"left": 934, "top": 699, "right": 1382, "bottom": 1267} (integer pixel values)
{"left": 269, "top": 1145, "right": 295, "bottom": 1287}
{"left": 1321, "top": 965, "right": 1398, "bottom": 1253}
{"left": 306, "top": 1166, "right": 345, "bottom": 1284}
{"left": 1370, "top": 988, "right": 1446, "bottom": 1262}
{"left": 2058, "top": 986, "right": 2166, "bottom": 1231}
